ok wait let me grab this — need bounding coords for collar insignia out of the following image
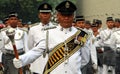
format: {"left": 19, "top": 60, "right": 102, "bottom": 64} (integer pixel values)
{"left": 18, "top": 32, "right": 21, "bottom": 36}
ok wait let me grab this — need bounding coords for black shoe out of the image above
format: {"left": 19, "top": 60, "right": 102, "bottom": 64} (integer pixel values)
{"left": 33, "top": 72, "right": 39, "bottom": 74}
{"left": 108, "top": 70, "right": 112, "bottom": 72}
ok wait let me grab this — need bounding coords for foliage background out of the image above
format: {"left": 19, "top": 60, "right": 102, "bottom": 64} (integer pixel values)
{"left": 0, "top": 0, "right": 76, "bottom": 23}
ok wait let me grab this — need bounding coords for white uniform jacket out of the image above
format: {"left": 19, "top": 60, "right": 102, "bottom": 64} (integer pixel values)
{"left": 83, "top": 28, "right": 97, "bottom": 66}
{"left": 109, "top": 29, "right": 120, "bottom": 50}
{"left": 99, "top": 28, "right": 113, "bottom": 46}
{"left": 20, "top": 25, "right": 90, "bottom": 74}
{"left": 28, "top": 22, "right": 55, "bottom": 73}
{"left": 88, "top": 31, "right": 97, "bottom": 66}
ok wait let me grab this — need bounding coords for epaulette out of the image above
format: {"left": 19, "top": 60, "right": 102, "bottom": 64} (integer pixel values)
{"left": 0, "top": 27, "right": 8, "bottom": 32}
{"left": 113, "top": 28, "right": 120, "bottom": 33}
{"left": 19, "top": 28, "right": 28, "bottom": 32}
{"left": 41, "top": 25, "right": 57, "bottom": 31}
{"left": 29, "top": 22, "right": 39, "bottom": 28}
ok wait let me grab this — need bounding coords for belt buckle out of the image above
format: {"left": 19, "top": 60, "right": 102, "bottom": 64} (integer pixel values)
{"left": 6, "top": 50, "right": 14, "bottom": 54}
{"left": 9, "top": 50, "right": 14, "bottom": 54}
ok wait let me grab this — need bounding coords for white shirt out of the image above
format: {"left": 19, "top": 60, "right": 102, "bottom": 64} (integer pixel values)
{"left": 83, "top": 28, "right": 97, "bottom": 66}
{"left": 20, "top": 25, "right": 90, "bottom": 74}
{"left": 99, "top": 28, "right": 113, "bottom": 46}
{"left": 109, "top": 29, "right": 120, "bottom": 50}
{"left": 28, "top": 22, "right": 54, "bottom": 49}
{"left": 28, "top": 22, "right": 55, "bottom": 73}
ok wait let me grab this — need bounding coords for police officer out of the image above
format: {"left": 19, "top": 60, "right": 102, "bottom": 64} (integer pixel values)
{"left": 75, "top": 19, "right": 97, "bottom": 74}
{"left": 13, "top": 1, "right": 90, "bottom": 74}
{"left": 28, "top": 2, "right": 55, "bottom": 74}
{"left": 0, "top": 24, "right": 4, "bottom": 74}
{"left": 99, "top": 17, "right": 115, "bottom": 74}
{"left": 83, "top": 20, "right": 98, "bottom": 74}
{"left": 91, "top": 21, "right": 103, "bottom": 74}
{"left": 0, "top": 12, "right": 29, "bottom": 74}
{"left": 0, "top": 18, "right": 8, "bottom": 73}
{"left": 109, "top": 18, "right": 120, "bottom": 74}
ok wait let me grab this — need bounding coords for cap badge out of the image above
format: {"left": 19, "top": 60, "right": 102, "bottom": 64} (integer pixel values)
{"left": 65, "top": 2, "right": 70, "bottom": 8}
{"left": 44, "top": 4, "right": 48, "bottom": 9}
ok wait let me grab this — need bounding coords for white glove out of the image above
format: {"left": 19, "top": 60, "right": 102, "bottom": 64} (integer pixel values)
{"left": 92, "top": 64, "right": 98, "bottom": 72}
{"left": 116, "top": 47, "right": 120, "bottom": 54}
{"left": 13, "top": 58, "right": 23, "bottom": 68}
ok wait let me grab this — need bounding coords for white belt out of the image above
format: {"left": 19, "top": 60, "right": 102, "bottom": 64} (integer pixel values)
{"left": 5, "top": 49, "right": 24, "bottom": 55}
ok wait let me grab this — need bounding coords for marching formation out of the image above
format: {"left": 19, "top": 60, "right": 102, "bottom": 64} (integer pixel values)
{"left": 0, "top": 0, "right": 120, "bottom": 74}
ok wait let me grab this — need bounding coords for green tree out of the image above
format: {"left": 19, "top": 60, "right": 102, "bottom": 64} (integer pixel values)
{"left": 0, "top": 0, "right": 76, "bottom": 23}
